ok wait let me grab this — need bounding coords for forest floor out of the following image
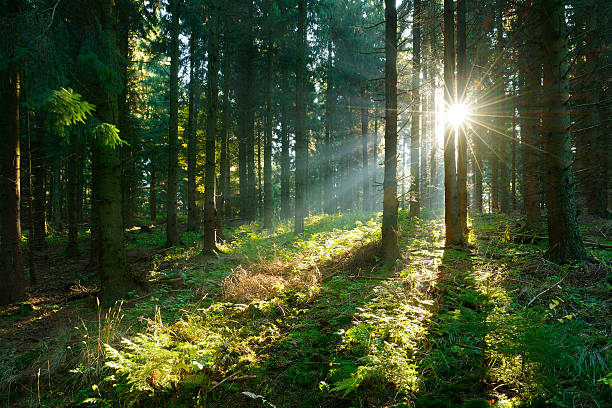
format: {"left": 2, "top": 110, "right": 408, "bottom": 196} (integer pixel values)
{"left": 0, "top": 210, "right": 610, "bottom": 408}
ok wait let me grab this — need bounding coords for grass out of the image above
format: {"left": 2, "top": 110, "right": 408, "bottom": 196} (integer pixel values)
{"left": 2, "top": 211, "right": 610, "bottom": 407}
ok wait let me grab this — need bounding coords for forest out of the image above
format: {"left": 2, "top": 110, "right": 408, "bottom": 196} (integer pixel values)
{"left": 0, "top": 0, "right": 610, "bottom": 406}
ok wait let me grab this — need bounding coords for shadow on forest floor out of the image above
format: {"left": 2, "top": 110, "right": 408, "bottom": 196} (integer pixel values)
{"left": 1, "top": 213, "right": 610, "bottom": 408}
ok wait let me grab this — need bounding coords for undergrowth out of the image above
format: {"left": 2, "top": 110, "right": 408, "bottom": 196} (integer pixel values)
{"left": 5, "top": 211, "right": 610, "bottom": 408}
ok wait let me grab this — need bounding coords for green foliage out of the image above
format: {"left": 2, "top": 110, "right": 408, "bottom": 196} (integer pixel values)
{"left": 93, "top": 123, "right": 126, "bottom": 149}
{"left": 45, "top": 87, "right": 95, "bottom": 134}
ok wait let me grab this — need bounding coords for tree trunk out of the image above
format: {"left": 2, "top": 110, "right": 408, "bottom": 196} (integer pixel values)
{"left": 280, "top": 69, "right": 291, "bottom": 219}
{"left": 381, "top": 0, "right": 400, "bottom": 264}
{"left": 456, "top": 0, "right": 468, "bottom": 232}
{"left": 66, "top": 130, "right": 79, "bottom": 258}
{"left": 203, "top": 0, "right": 219, "bottom": 252}
{"left": 518, "top": 4, "right": 541, "bottom": 230}
{"left": 263, "top": 24, "right": 273, "bottom": 229}
{"left": 324, "top": 36, "right": 335, "bottom": 214}
{"left": 22, "top": 101, "right": 36, "bottom": 285}
{"left": 294, "top": 0, "right": 307, "bottom": 234}
{"left": 220, "top": 0, "right": 233, "bottom": 220}
{"left": 93, "top": 0, "right": 135, "bottom": 304}
{"left": 443, "top": 0, "right": 464, "bottom": 246}
{"left": 361, "top": 91, "right": 370, "bottom": 212}
{"left": 118, "top": 2, "right": 134, "bottom": 229}
{"left": 539, "top": 0, "right": 586, "bottom": 263}
{"left": 256, "top": 124, "right": 262, "bottom": 217}
{"left": 187, "top": 26, "right": 200, "bottom": 231}
{"left": 409, "top": 0, "right": 421, "bottom": 219}
{"left": 150, "top": 159, "right": 157, "bottom": 221}
{"left": 166, "top": 0, "right": 180, "bottom": 246}
{"left": 0, "top": 0, "right": 25, "bottom": 304}
{"left": 580, "top": 1, "right": 607, "bottom": 217}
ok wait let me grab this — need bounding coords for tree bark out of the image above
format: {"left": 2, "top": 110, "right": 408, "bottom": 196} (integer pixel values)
{"left": 361, "top": 91, "right": 370, "bottom": 212}
{"left": 93, "top": 0, "right": 136, "bottom": 304}
{"left": 263, "top": 15, "right": 273, "bottom": 229}
{"left": 0, "top": 0, "right": 25, "bottom": 304}
{"left": 66, "top": 130, "right": 79, "bottom": 258}
{"left": 220, "top": 0, "right": 233, "bottom": 220}
{"left": 294, "top": 0, "right": 307, "bottom": 234}
{"left": 539, "top": 0, "right": 586, "bottom": 263}
{"left": 456, "top": 0, "right": 468, "bottom": 232}
{"left": 381, "top": 0, "right": 400, "bottom": 264}
{"left": 166, "top": 0, "right": 180, "bottom": 246}
{"left": 280, "top": 69, "right": 291, "bottom": 219}
{"left": 203, "top": 0, "right": 219, "bottom": 252}
{"left": 518, "top": 2, "right": 541, "bottom": 230}
{"left": 443, "top": 0, "right": 464, "bottom": 246}
{"left": 187, "top": 26, "right": 200, "bottom": 231}
{"left": 324, "top": 36, "right": 335, "bottom": 214}
{"left": 150, "top": 159, "right": 157, "bottom": 221}
{"left": 409, "top": 0, "right": 421, "bottom": 219}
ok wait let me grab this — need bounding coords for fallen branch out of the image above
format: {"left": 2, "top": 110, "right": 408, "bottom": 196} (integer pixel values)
{"left": 527, "top": 273, "right": 568, "bottom": 307}
{"left": 209, "top": 372, "right": 256, "bottom": 392}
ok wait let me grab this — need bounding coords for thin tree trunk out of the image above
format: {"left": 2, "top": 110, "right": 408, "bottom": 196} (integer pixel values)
{"left": 324, "top": 36, "right": 335, "bottom": 214}
{"left": 382, "top": 0, "right": 400, "bottom": 264}
{"left": 150, "top": 159, "right": 157, "bottom": 221}
{"left": 203, "top": 0, "right": 219, "bottom": 252}
{"left": 280, "top": 69, "right": 291, "bottom": 219}
{"left": 23, "top": 100, "right": 36, "bottom": 285}
{"left": 257, "top": 124, "right": 263, "bottom": 217}
{"left": 409, "top": 0, "right": 421, "bottom": 218}
{"left": 456, "top": 0, "right": 468, "bottom": 232}
{"left": 187, "top": 27, "right": 200, "bottom": 231}
{"left": 166, "top": 0, "right": 180, "bottom": 246}
{"left": 220, "top": 0, "right": 233, "bottom": 220}
{"left": 361, "top": 91, "right": 369, "bottom": 212}
{"left": 66, "top": 130, "right": 79, "bottom": 258}
{"left": 443, "top": 0, "right": 464, "bottom": 246}
{"left": 294, "top": 0, "right": 307, "bottom": 234}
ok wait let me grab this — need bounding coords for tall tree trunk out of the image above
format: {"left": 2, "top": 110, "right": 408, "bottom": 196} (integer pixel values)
{"left": 150, "top": 159, "right": 157, "bottom": 221}
{"left": 22, "top": 101, "right": 36, "bottom": 285}
{"left": 324, "top": 36, "right": 335, "bottom": 214}
{"left": 409, "top": 0, "right": 421, "bottom": 218}
{"left": 0, "top": 0, "right": 25, "bottom": 304}
{"left": 342, "top": 101, "right": 354, "bottom": 212}
{"left": 443, "top": 0, "right": 464, "bottom": 246}
{"left": 539, "top": 0, "right": 586, "bottom": 263}
{"left": 66, "top": 130, "right": 79, "bottom": 258}
{"left": 518, "top": 1, "right": 541, "bottom": 230}
{"left": 220, "top": 0, "right": 233, "bottom": 220}
{"left": 166, "top": 0, "right": 180, "bottom": 246}
{"left": 118, "top": 1, "right": 134, "bottom": 229}
{"left": 280, "top": 69, "right": 291, "bottom": 219}
{"left": 294, "top": 0, "right": 307, "bottom": 234}
{"left": 263, "top": 29, "right": 273, "bottom": 229}
{"left": 580, "top": 1, "right": 607, "bottom": 217}
{"left": 511, "top": 103, "right": 517, "bottom": 211}
{"left": 456, "top": 0, "right": 468, "bottom": 232}
{"left": 256, "top": 124, "right": 263, "bottom": 217}
{"left": 238, "top": 1, "right": 256, "bottom": 222}
{"left": 381, "top": 0, "right": 400, "bottom": 264}
{"left": 203, "top": 0, "right": 219, "bottom": 252}
{"left": 361, "top": 90, "right": 369, "bottom": 212}
{"left": 187, "top": 27, "right": 200, "bottom": 231}
{"left": 93, "top": 0, "right": 135, "bottom": 304}
{"left": 372, "top": 116, "right": 378, "bottom": 212}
